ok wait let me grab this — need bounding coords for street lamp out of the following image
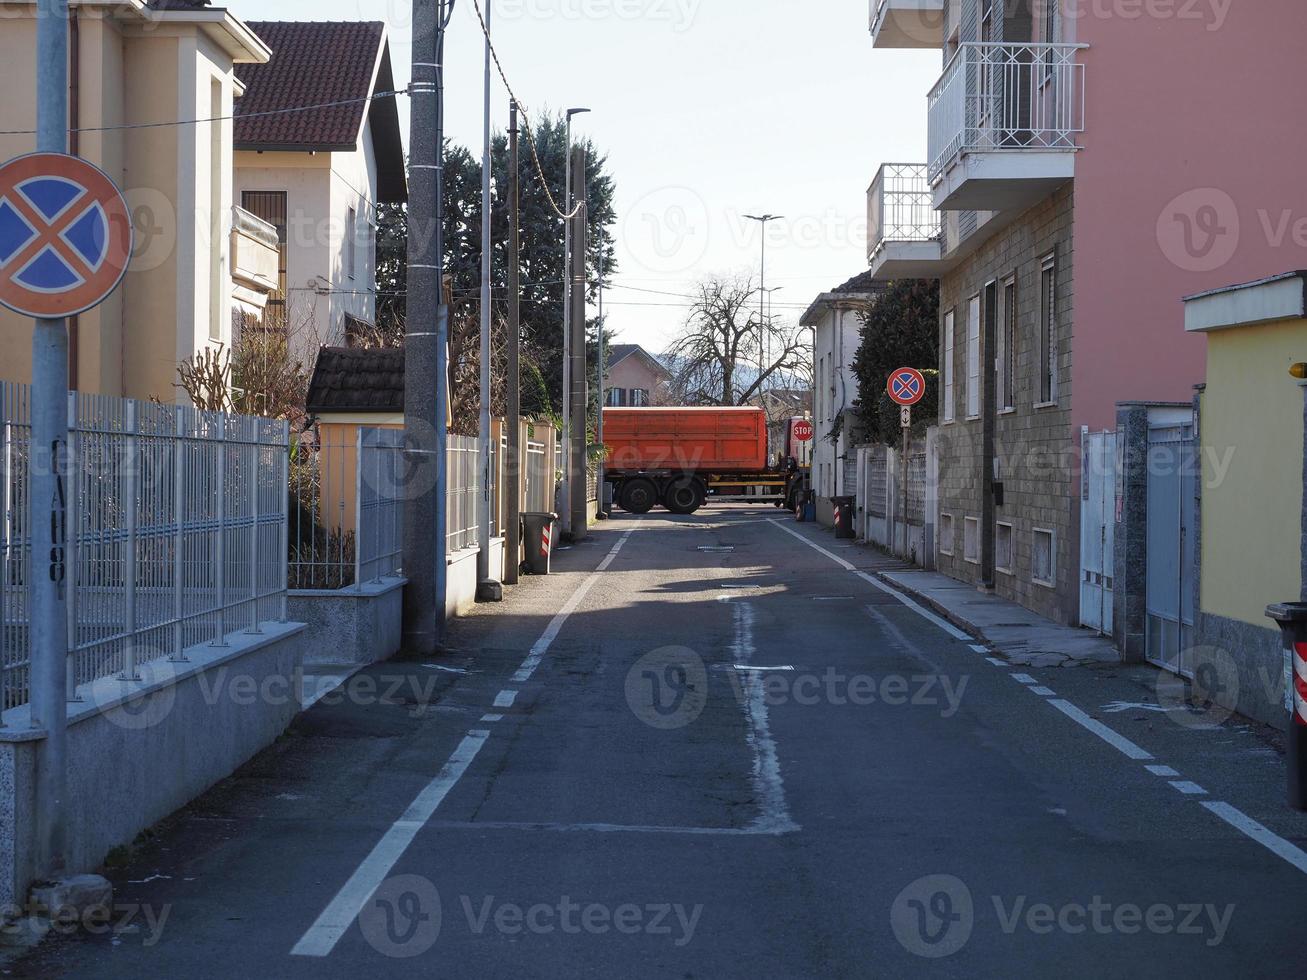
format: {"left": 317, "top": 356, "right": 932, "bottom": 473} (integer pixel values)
{"left": 744, "top": 213, "right": 783, "bottom": 389}
{"left": 561, "top": 107, "right": 590, "bottom": 535}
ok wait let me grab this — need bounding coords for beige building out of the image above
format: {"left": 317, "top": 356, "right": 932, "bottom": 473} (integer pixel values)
{"left": 0, "top": 0, "right": 273, "bottom": 402}
{"left": 603, "top": 344, "right": 671, "bottom": 407}
{"left": 232, "top": 21, "right": 406, "bottom": 366}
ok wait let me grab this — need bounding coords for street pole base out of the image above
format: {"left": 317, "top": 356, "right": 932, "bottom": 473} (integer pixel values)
{"left": 476, "top": 580, "right": 504, "bottom": 603}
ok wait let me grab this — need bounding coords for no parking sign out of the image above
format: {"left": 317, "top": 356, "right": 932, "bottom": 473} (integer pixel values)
{"left": 0, "top": 152, "right": 133, "bottom": 318}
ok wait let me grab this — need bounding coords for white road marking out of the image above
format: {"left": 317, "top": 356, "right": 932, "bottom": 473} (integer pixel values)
{"left": 1146, "top": 764, "right": 1181, "bottom": 777}
{"left": 734, "top": 664, "right": 795, "bottom": 672}
{"left": 426, "top": 820, "right": 794, "bottom": 836}
{"left": 1200, "top": 801, "right": 1307, "bottom": 876}
{"left": 1011, "top": 673, "right": 1039, "bottom": 685}
{"left": 1170, "top": 781, "right": 1208, "bottom": 795}
{"left": 511, "top": 524, "right": 639, "bottom": 684}
{"left": 767, "top": 519, "right": 973, "bottom": 642}
{"left": 493, "top": 689, "right": 518, "bottom": 709}
{"left": 480, "top": 713, "right": 504, "bottom": 723}
{"left": 291, "top": 730, "right": 491, "bottom": 957}
{"left": 1047, "top": 700, "right": 1154, "bottom": 761}
{"left": 985, "top": 657, "right": 1008, "bottom": 667}
{"left": 969, "top": 644, "right": 990, "bottom": 653}
{"left": 733, "top": 601, "right": 800, "bottom": 834}
{"left": 1030, "top": 686, "right": 1057, "bottom": 697}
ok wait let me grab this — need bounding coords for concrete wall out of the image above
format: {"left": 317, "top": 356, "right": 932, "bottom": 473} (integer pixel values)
{"left": 936, "top": 185, "right": 1077, "bottom": 624}
{"left": 812, "top": 306, "right": 862, "bottom": 504}
{"left": 0, "top": 622, "right": 307, "bottom": 906}
{"left": 289, "top": 579, "right": 405, "bottom": 668}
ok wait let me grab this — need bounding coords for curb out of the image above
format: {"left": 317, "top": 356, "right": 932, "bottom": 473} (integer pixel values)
{"left": 868, "top": 568, "right": 993, "bottom": 650}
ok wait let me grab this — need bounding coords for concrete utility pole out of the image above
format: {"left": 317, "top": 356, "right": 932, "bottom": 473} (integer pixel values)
{"left": 476, "top": 0, "right": 496, "bottom": 597}
{"left": 505, "top": 101, "right": 521, "bottom": 585}
{"left": 403, "top": 0, "right": 452, "bottom": 653}
{"left": 32, "top": 0, "right": 71, "bottom": 883}
{"left": 595, "top": 251, "right": 606, "bottom": 516}
{"left": 560, "top": 107, "right": 589, "bottom": 536}
{"left": 568, "top": 144, "right": 589, "bottom": 540}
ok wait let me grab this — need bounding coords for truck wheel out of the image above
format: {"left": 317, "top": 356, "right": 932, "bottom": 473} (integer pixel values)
{"left": 620, "top": 478, "right": 657, "bottom": 515}
{"left": 664, "top": 478, "right": 705, "bottom": 515}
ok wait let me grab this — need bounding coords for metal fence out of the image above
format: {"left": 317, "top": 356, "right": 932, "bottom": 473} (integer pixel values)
{"left": 447, "top": 434, "right": 481, "bottom": 553}
{"left": 867, "top": 163, "right": 941, "bottom": 263}
{"left": 906, "top": 451, "right": 927, "bottom": 527}
{"left": 867, "top": 448, "right": 889, "bottom": 519}
{"left": 1, "top": 383, "right": 288, "bottom": 715}
{"left": 357, "top": 428, "right": 404, "bottom": 583}
{"left": 525, "top": 436, "right": 554, "bottom": 514}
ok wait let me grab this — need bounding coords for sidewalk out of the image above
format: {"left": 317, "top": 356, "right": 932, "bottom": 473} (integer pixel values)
{"left": 871, "top": 566, "right": 1119, "bottom": 668}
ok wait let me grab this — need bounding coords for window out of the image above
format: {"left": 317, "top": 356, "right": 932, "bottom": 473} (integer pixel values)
{"left": 966, "top": 295, "right": 981, "bottom": 419}
{"left": 995, "top": 521, "right": 1014, "bottom": 574}
{"left": 1032, "top": 527, "right": 1055, "bottom": 587}
{"left": 631, "top": 388, "right": 650, "bottom": 407}
{"left": 1039, "top": 253, "right": 1057, "bottom": 404}
{"left": 939, "top": 513, "right": 955, "bottom": 557}
{"left": 242, "top": 191, "right": 288, "bottom": 331}
{"left": 345, "top": 206, "right": 357, "bottom": 281}
{"left": 606, "top": 388, "right": 627, "bottom": 407}
{"left": 942, "top": 310, "right": 955, "bottom": 422}
{"left": 998, "top": 276, "right": 1016, "bottom": 410}
{"left": 964, "top": 517, "right": 980, "bottom": 565}
{"left": 209, "top": 80, "right": 223, "bottom": 341}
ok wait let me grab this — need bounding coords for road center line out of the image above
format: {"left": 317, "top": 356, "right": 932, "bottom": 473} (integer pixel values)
{"left": 511, "top": 523, "right": 639, "bottom": 684}
{"left": 733, "top": 601, "right": 799, "bottom": 835}
{"left": 290, "top": 730, "right": 491, "bottom": 958}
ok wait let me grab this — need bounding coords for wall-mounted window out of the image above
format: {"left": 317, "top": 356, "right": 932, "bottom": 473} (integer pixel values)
{"left": 995, "top": 521, "right": 1014, "bottom": 574}
{"left": 345, "top": 206, "right": 357, "bottom": 281}
{"left": 943, "top": 310, "right": 956, "bottom": 422}
{"left": 631, "top": 388, "right": 650, "bottom": 406}
{"left": 998, "top": 275, "right": 1016, "bottom": 410}
{"left": 964, "top": 516, "right": 980, "bottom": 565}
{"left": 940, "top": 513, "right": 955, "bottom": 557}
{"left": 605, "top": 388, "right": 627, "bottom": 407}
{"left": 966, "top": 294, "right": 981, "bottom": 419}
{"left": 1039, "top": 253, "right": 1057, "bottom": 405}
{"left": 1033, "top": 527, "right": 1056, "bottom": 587}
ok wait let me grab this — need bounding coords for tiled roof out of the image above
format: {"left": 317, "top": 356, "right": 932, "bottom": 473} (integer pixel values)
{"left": 235, "top": 22, "right": 385, "bottom": 150}
{"left": 606, "top": 343, "right": 671, "bottom": 377}
{"left": 833, "top": 270, "right": 889, "bottom": 296}
{"left": 306, "top": 346, "right": 404, "bottom": 414}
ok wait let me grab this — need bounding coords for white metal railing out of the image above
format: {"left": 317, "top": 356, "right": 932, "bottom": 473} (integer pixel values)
{"left": 447, "top": 434, "right": 481, "bottom": 553}
{"left": 0, "top": 383, "right": 289, "bottom": 717}
{"left": 868, "top": 163, "right": 941, "bottom": 261}
{"left": 356, "top": 428, "right": 404, "bottom": 584}
{"left": 525, "top": 438, "right": 552, "bottom": 514}
{"left": 927, "top": 42, "right": 1087, "bottom": 183}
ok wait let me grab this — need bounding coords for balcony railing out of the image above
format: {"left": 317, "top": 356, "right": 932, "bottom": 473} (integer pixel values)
{"left": 867, "top": 163, "right": 940, "bottom": 262}
{"left": 870, "top": 0, "right": 946, "bottom": 48}
{"left": 927, "top": 42, "right": 1087, "bottom": 183}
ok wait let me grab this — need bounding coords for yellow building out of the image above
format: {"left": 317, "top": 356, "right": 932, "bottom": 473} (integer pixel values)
{"left": 0, "top": 0, "right": 272, "bottom": 401}
{"left": 1186, "top": 271, "right": 1307, "bottom": 727}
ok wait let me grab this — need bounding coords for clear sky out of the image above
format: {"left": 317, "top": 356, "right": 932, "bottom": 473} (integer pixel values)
{"left": 225, "top": 0, "right": 941, "bottom": 353}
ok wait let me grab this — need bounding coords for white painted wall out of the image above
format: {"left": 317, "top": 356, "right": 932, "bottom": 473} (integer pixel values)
{"left": 811, "top": 305, "right": 863, "bottom": 502}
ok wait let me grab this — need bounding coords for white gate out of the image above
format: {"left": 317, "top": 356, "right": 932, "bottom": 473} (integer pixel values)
{"left": 1079, "top": 429, "right": 1117, "bottom": 634}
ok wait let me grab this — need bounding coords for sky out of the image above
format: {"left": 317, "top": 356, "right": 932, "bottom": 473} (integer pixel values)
{"left": 225, "top": 0, "right": 941, "bottom": 354}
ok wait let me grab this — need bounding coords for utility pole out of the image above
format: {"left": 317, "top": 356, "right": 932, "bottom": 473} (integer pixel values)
{"left": 32, "top": 0, "right": 71, "bottom": 883}
{"left": 476, "top": 0, "right": 497, "bottom": 597}
{"left": 596, "top": 251, "right": 606, "bottom": 517}
{"left": 505, "top": 101, "right": 521, "bottom": 584}
{"left": 744, "top": 213, "right": 783, "bottom": 394}
{"left": 403, "top": 0, "right": 451, "bottom": 653}
{"left": 568, "top": 144, "right": 589, "bottom": 540}
{"left": 560, "top": 107, "right": 589, "bottom": 536}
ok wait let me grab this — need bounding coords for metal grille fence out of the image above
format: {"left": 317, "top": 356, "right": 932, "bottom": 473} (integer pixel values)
{"left": 447, "top": 434, "right": 480, "bottom": 553}
{"left": 906, "top": 451, "right": 927, "bottom": 527}
{"left": 525, "top": 436, "right": 553, "bottom": 514}
{"left": 357, "top": 428, "right": 404, "bottom": 583}
{"left": 867, "top": 448, "right": 889, "bottom": 519}
{"left": 1, "top": 383, "right": 288, "bottom": 715}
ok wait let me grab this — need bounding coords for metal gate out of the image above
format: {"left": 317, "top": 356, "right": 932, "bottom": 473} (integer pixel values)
{"left": 1079, "top": 430, "right": 1117, "bottom": 633}
{"left": 1145, "top": 423, "right": 1197, "bottom": 675}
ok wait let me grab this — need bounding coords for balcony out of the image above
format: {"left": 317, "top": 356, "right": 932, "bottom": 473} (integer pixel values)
{"left": 927, "top": 42, "right": 1086, "bottom": 212}
{"left": 869, "top": 0, "right": 945, "bottom": 49}
{"left": 230, "top": 205, "right": 280, "bottom": 319}
{"left": 866, "top": 163, "right": 943, "bottom": 280}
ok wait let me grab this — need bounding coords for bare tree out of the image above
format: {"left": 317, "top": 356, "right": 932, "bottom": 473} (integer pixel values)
{"left": 665, "top": 275, "right": 811, "bottom": 409}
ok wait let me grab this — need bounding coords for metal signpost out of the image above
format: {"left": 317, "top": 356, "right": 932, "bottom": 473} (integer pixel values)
{"left": 888, "top": 368, "right": 927, "bottom": 554}
{"left": 0, "top": 6, "right": 134, "bottom": 881}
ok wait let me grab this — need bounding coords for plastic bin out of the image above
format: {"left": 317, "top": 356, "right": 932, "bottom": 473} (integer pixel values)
{"left": 833, "top": 495, "right": 856, "bottom": 539}
{"left": 522, "top": 512, "right": 558, "bottom": 575}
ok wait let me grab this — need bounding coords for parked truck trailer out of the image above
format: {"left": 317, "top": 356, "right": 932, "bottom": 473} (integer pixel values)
{"left": 602, "top": 407, "right": 807, "bottom": 515}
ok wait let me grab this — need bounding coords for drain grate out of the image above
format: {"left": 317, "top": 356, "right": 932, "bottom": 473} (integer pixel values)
{"left": 697, "top": 546, "right": 735, "bottom": 553}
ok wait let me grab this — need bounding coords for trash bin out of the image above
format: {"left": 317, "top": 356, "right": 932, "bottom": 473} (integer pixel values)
{"left": 795, "top": 489, "right": 816, "bottom": 524}
{"left": 1266, "top": 601, "right": 1307, "bottom": 810}
{"left": 833, "top": 495, "right": 856, "bottom": 539}
{"left": 522, "top": 512, "right": 558, "bottom": 575}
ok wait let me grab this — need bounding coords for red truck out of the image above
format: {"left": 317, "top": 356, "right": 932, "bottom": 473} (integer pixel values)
{"left": 602, "top": 407, "right": 809, "bottom": 515}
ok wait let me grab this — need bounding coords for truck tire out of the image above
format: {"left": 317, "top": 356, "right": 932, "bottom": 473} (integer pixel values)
{"left": 664, "top": 478, "right": 705, "bottom": 515}
{"left": 620, "top": 478, "right": 658, "bottom": 515}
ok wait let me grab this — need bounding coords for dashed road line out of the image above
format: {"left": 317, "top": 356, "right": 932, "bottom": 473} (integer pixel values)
{"left": 1047, "top": 699, "right": 1154, "bottom": 761}
{"left": 985, "top": 657, "right": 1007, "bottom": 667}
{"left": 1146, "top": 764, "right": 1181, "bottom": 777}
{"left": 1011, "top": 673, "right": 1038, "bottom": 685}
{"left": 1170, "top": 781, "right": 1208, "bottom": 795}
{"left": 493, "top": 689, "right": 518, "bottom": 709}
{"left": 480, "top": 713, "right": 504, "bottom": 723}
{"left": 1200, "top": 801, "right": 1307, "bottom": 876}
{"left": 1029, "top": 686, "right": 1057, "bottom": 697}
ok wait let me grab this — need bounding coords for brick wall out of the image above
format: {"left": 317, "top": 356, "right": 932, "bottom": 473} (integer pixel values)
{"left": 934, "top": 184, "right": 1077, "bottom": 624}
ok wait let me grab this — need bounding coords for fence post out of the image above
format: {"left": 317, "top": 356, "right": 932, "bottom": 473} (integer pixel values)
{"left": 0, "top": 409, "right": 8, "bottom": 728}
{"left": 247, "top": 422, "right": 261, "bottom": 634}
{"left": 354, "top": 426, "right": 364, "bottom": 591}
{"left": 280, "top": 421, "right": 289, "bottom": 621}
{"left": 212, "top": 414, "right": 227, "bottom": 648}
{"left": 64, "top": 393, "right": 79, "bottom": 700}
{"left": 120, "top": 399, "right": 140, "bottom": 681}
{"left": 172, "top": 406, "right": 188, "bottom": 661}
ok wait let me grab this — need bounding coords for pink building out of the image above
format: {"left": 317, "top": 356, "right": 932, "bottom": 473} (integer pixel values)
{"left": 866, "top": 0, "right": 1307, "bottom": 625}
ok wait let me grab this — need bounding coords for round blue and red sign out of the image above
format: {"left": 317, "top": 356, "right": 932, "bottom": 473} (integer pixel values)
{"left": 888, "top": 367, "right": 927, "bottom": 406}
{"left": 0, "top": 152, "right": 133, "bottom": 319}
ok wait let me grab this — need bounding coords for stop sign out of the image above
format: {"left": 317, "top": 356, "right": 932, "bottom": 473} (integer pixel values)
{"left": 793, "top": 420, "right": 814, "bottom": 442}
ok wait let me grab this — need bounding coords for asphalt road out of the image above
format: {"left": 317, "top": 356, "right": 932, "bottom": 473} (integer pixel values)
{"left": 13, "top": 506, "right": 1307, "bottom": 978}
